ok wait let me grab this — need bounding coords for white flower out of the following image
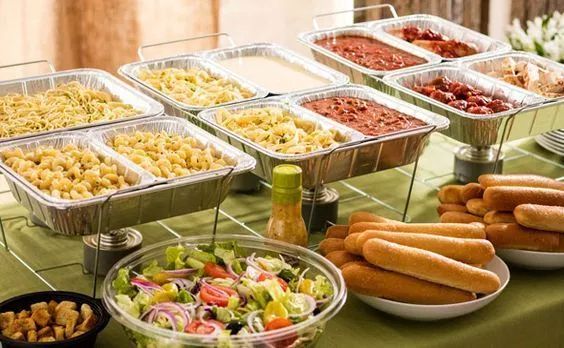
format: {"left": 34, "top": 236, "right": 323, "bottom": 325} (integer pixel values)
{"left": 506, "top": 11, "right": 564, "bottom": 62}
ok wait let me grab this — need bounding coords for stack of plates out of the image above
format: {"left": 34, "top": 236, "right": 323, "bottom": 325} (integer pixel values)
{"left": 536, "top": 129, "right": 564, "bottom": 156}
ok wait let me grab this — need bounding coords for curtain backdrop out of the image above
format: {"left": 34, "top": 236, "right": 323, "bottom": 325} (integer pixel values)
{"left": 0, "top": 0, "right": 219, "bottom": 79}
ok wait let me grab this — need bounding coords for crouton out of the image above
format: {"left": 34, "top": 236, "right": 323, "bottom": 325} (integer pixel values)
{"left": 64, "top": 318, "right": 77, "bottom": 339}
{"left": 10, "top": 331, "right": 25, "bottom": 341}
{"left": 37, "top": 326, "right": 53, "bottom": 339}
{"left": 80, "top": 303, "right": 93, "bottom": 321}
{"left": 31, "top": 308, "right": 50, "bottom": 327}
{"left": 27, "top": 329, "right": 37, "bottom": 342}
{"left": 53, "top": 325, "right": 65, "bottom": 341}
{"left": 55, "top": 301, "right": 76, "bottom": 314}
{"left": 0, "top": 311, "right": 15, "bottom": 330}
{"left": 15, "top": 318, "right": 36, "bottom": 333}
{"left": 39, "top": 336, "right": 56, "bottom": 342}
{"left": 16, "top": 310, "right": 30, "bottom": 319}
{"left": 76, "top": 314, "right": 97, "bottom": 332}
{"left": 47, "top": 300, "right": 58, "bottom": 316}
{"left": 70, "top": 330, "right": 85, "bottom": 338}
{"left": 30, "top": 302, "right": 48, "bottom": 313}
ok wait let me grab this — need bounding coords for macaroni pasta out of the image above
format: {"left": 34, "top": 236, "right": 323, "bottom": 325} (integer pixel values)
{"left": 108, "top": 131, "right": 228, "bottom": 178}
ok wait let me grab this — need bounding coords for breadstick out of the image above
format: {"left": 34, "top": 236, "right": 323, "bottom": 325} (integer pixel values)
{"left": 514, "top": 204, "right": 564, "bottom": 233}
{"left": 438, "top": 185, "right": 464, "bottom": 204}
{"left": 483, "top": 186, "right": 564, "bottom": 211}
{"left": 485, "top": 223, "right": 560, "bottom": 251}
{"left": 348, "top": 211, "right": 394, "bottom": 225}
{"left": 355, "top": 230, "right": 495, "bottom": 264}
{"left": 342, "top": 262, "right": 476, "bottom": 305}
{"left": 466, "top": 198, "right": 488, "bottom": 217}
{"left": 344, "top": 233, "right": 362, "bottom": 255}
{"left": 318, "top": 238, "right": 345, "bottom": 256}
{"left": 440, "top": 211, "right": 484, "bottom": 224}
{"left": 325, "top": 250, "right": 363, "bottom": 268}
{"left": 363, "top": 239, "right": 501, "bottom": 294}
{"left": 349, "top": 222, "right": 486, "bottom": 239}
{"left": 437, "top": 203, "right": 467, "bottom": 216}
{"left": 478, "top": 174, "right": 564, "bottom": 191}
{"left": 461, "top": 183, "right": 484, "bottom": 203}
{"left": 325, "top": 225, "right": 349, "bottom": 239}
{"left": 483, "top": 211, "right": 516, "bottom": 224}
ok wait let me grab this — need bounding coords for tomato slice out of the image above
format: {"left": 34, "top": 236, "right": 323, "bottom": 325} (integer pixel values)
{"left": 185, "top": 319, "right": 224, "bottom": 334}
{"left": 265, "top": 318, "right": 297, "bottom": 348}
{"left": 265, "top": 317, "right": 293, "bottom": 331}
{"left": 199, "top": 284, "right": 238, "bottom": 307}
{"left": 258, "top": 273, "right": 288, "bottom": 292}
{"left": 204, "top": 262, "right": 236, "bottom": 279}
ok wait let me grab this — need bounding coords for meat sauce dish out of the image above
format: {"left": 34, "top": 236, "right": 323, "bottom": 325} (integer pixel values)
{"left": 413, "top": 76, "right": 514, "bottom": 114}
{"left": 390, "top": 26, "right": 478, "bottom": 58}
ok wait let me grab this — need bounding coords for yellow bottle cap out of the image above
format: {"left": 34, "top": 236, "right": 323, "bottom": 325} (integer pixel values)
{"left": 272, "top": 164, "right": 302, "bottom": 189}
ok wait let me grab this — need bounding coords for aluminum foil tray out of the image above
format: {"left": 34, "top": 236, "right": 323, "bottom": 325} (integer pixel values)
{"left": 0, "top": 68, "right": 164, "bottom": 143}
{"left": 201, "top": 42, "right": 350, "bottom": 95}
{"left": 90, "top": 115, "right": 256, "bottom": 185}
{"left": 199, "top": 85, "right": 448, "bottom": 188}
{"left": 382, "top": 66, "right": 555, "bottom": 146}
{"left": 461, "top": 51, "right": 564, "bottom": 125}
{"left": 0, "top": 123, "right": 256, "bottom": 235}
{"left": 370, "top": 14, "right": 511, "bottom": 62}
{"left": 297, "top": 25, "right": 442, "bottom": 91}
{"left": 118, "top": 55, "right": 268, "bottom": 125}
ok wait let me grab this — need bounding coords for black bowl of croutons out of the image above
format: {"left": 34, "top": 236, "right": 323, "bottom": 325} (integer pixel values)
{"left": 0, "top": 291, "right": 110, "bottom": 348}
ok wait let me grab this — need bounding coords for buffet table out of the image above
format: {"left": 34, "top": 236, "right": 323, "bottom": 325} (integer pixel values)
{"left": 1, "top": 134, "right": 562, "bottom": 347}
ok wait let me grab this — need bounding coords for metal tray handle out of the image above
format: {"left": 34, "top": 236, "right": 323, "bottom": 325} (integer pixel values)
{"left": 313, "top": 4, "right": 398, "bottom": 29}
{"left": 0, "top": 59, "right": 56, "bottom": 77}
{"left": 137, "top": 32, "right": 236, "bottom": 60}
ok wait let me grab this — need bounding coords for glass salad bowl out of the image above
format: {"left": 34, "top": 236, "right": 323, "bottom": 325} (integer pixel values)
{"left": 102, "top": 235, "right": 346, "bottom": 347}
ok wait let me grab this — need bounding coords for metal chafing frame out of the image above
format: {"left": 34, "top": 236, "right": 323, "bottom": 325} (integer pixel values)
{"left": 2, "top": 132, "right": 563, "bottom": 296}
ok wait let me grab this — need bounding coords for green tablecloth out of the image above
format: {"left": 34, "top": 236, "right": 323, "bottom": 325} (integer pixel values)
{"left": 0, "top": 134, "right": 563, "bottom": 347}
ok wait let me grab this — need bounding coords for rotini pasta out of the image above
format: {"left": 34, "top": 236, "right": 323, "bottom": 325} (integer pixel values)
{"left": 137, "top": 67, "right": 254, "bottom": 107}
{"left": 1, "top": 144, "right": 134, "bottom": 200}
{"left": 216, "top": 107, "right": 344, "bottom": 154}
{"left": 108, "top": 131, "right": 228, "bottom": 179}
{"left": 0, "top": 81, "right": 139, "bottom": 139}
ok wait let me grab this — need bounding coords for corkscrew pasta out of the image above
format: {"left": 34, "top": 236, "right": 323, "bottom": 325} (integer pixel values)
{"left": 1, "top": 144, "right": 134, "bottom": 200}
{"left": 216, "top": 107, "right": 344, "bottom": 154}
{"left": 0, "top": 81, "right": 139, "bottom": 139}
{"left": 137, "top": 67, "right": 254, "bottom": 107}
{"left": 108, "top": 131, "right": 228, "bottom": 179}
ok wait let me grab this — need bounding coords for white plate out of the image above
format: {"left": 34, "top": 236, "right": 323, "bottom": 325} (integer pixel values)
{"left": 353, "top": 256, "right": 509, "bottom": 321}
{"left": 535, "top": 136, "right": 564, "bottom": 156}
{"left": 496, "top": 248, "right": 564, "bottom": 270}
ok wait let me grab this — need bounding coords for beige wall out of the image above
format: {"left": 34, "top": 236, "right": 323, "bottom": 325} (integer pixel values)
{"left": 219, "top": 0, "right": 354, "bottom": 56}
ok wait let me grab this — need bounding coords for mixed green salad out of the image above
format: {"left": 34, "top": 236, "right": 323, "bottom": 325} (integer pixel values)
{"left": 112, "top": 242, "right": 333, "bottom": 341}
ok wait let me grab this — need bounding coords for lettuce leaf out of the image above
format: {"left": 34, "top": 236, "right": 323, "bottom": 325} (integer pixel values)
{"left": 142, "top": 260, "right": 164, "bottom": 278}
{"left": 165, "top": 245, "right": 186, "bottom": 269}
{"left": 112, "top": 268, "right": 136, "bottom": 296}
{"left": 116, "top": 294, "right": 141, "bottom": 318}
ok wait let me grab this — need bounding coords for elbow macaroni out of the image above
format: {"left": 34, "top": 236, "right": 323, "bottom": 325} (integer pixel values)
{"left": 108, "top": 131, "right": 228, "bottom": 179}
{"left": 2, "top": 144, "right": 134, "bottom": 200}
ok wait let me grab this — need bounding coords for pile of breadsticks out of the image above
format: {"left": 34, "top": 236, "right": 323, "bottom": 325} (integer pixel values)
{"left": 438, "top": 174, "right": 564, "bottom": 252}
{"left": 319, "top": 212, "right": 501, "bottom": 305}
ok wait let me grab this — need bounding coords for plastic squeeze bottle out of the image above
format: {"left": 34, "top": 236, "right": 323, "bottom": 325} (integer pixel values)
{"left": 266, "top": 164, "right": 308, "bottom": 247}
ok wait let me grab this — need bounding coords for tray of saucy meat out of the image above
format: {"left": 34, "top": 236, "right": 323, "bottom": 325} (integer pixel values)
{"left": 0, "top": 120, "right": 255, "bottom": 235}
{"left": 298, "top": 26, "right": 442, "bottom": 91}
{"left": 201, "top": 42, "right": 349, "bottom": 96}
{"left": 382, "top": 66, "right": 554, "bottom": 146}
{"left": 461, "top": 52, "right": 564, "bottom": 127}
{"left": 0, "top": 68, "right": 163, "bottom": 143}
{"left": 199, "top": 85, "right": 448, "bottom": 188}
{"left": 370, "top": 14, "right": 511, "bottom": 61}
{"left": 118, "top": 55, "right": 267, "bottom": 126}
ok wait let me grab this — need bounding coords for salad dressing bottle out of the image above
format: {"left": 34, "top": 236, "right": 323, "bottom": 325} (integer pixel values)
{"left": 266, "top": 164, "right": 308, "bottom": 247}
